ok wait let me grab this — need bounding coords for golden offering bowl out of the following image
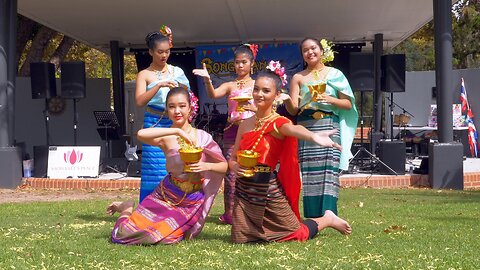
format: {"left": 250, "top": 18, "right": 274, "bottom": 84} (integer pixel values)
{"left": 230, "top": 96, "right": 252, "bottom": 112}
{"left": 179, "top": 147, "right": 203, "bottom": 172}
{"left": 308, "top": 83, "right": 326, "bottom": 102}
{"left": 237, "top": 150, "right": 260, "bottom": 177}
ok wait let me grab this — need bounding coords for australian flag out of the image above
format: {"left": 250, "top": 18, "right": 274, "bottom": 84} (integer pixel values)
{"left": 461, "top": 78, "right": 479, "bottom": 157}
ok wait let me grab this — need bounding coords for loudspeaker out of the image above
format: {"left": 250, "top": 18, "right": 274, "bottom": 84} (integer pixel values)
{"left": 429, "top": 143, "right": 463, "bottom": 189}
{"left": 33, "top": 145, "right": 49, "bottom": 177}
{"left": 30, "top": 62, "right": 57, "bottom": 99}
{"left": 381, "top": 54, "right": 405, "bottom": 92}
{"left": 377, "top": 140, "right": 406, "bottom": 175}
{"left": 61, "top": 61, "right": 86, "bottom": 99}
{"left": 369, "top": 131, "right": 384, "bottom": 154}
{"left": 348, "top": 52, "right": 374, "bottom": 91}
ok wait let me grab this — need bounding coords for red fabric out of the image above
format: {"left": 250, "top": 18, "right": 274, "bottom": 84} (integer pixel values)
{"left": 239, "top": 116, "right": 301, "bottom": 220}
{"left": 277, "top": 224, "right": 310, "bottom": 242}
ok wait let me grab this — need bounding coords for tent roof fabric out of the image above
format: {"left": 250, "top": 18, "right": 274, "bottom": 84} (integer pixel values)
{"left": 18, "top": 0, "right": 442, "bottom": 50}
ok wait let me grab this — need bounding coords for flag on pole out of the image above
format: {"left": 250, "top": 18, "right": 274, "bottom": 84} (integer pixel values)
{"left": 460, "top": 78, "right": 479, "bottom": 157}
{"left": 460, "top": 78, "right": 469, "bottom": 111}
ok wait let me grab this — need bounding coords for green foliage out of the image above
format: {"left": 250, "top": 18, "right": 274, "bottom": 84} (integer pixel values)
{"left": 392, "top": 2, "right": 480, "bottom": 71}
{"left": 453, "top": 5, "right": 480, "bottom": 68}
{"left": 62, "top": 41, "right": 137, "bottom": 80}
{"left": 390, "top": 22, "right": 436, "bottom": 71}
{"left": 1, "top": 189, "right": 479, "bottom": 269}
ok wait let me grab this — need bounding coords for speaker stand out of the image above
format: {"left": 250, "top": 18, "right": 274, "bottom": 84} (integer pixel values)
{"left": 73, "top": 98, "right": 78, "bottom": 145}
{"left": 350, "top": 146, "right": 398, "bottom": 175}
{"left": 348, "top": 91, "right": 397, "bottom": 175}
{"left": 44, "top": 99, "right": 51, "bottom": 146}
{"left": 389, "top": 92, "right": 394, "bottom": 139}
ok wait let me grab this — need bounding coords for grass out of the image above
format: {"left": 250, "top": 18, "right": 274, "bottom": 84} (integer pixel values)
{"left": 1, "top": 188, "right": 480, "bottom": 269}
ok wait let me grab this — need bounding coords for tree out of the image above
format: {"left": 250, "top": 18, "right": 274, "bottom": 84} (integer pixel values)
{"left": 17, "top": 15, "right": 137, "bottom": 81}
{"left": 392, "top": 1, "right": 480, "bottom": 71}
{"left": 17, "top": 15, "right": 74, "bottom": 76}
{"left": 453, "top": 4, "right": 480, "bottom": 68}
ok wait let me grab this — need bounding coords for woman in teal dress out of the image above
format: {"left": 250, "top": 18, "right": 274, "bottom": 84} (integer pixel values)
{"left": 135, "top": 26, "right": 191, "bottom": 202}
{"left": 282, "top": 38, "right": 358, "bottom": 230}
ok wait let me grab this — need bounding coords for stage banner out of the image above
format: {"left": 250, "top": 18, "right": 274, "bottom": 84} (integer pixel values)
{"left": 47, "top": 146, "right": 101, "bottom": 178}
{"left": 194, "top": 43, "right": 302, "bottom": 114}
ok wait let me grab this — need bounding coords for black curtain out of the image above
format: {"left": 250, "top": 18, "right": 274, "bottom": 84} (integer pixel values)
{"left": 133, "top": 48, "right": 198, "bottom": 96}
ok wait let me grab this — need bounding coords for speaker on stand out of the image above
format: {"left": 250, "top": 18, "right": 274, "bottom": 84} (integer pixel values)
{"left": 30, "top": 62, "right": 57, "bottom": 146}
{"left": 379, "top": 54, "right": 406, "bottom": 174}
{"left": 61, "top": 61, "right": 86, "bottom": 146}
{"left": 381, "top": 54, "right": 406, "bottom": 139}
{"left": 347, "top": 53, "right": 395, "bottom": 174}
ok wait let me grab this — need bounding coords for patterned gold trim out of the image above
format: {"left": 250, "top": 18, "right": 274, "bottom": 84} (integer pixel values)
{"left": 254, "top": 166, "right": 271, "bottom": 173}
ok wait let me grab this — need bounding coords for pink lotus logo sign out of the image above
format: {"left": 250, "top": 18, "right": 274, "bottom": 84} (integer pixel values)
{"left": 64, "top": 149, "right": 83, "bottom": 165}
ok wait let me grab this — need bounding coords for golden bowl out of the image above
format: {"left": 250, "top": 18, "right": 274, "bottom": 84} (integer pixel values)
{"left": 179, "top": 148, "right": 203, "bottom": 163}
{"left": 308, "top": 83, "right": 326, "bottom": 102}
{"left": 230, "top": 96, "right": 252, "bottom": 112}
{"left": 237, "top": 150, "right": 260, "bottom": 168}
{"left": 230, "top": 96, "right": 252, "bottom": 103}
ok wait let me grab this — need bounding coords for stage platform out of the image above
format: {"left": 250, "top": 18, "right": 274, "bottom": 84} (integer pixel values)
{"left": 21, "top": 158, "right": 480, "bottom": 190}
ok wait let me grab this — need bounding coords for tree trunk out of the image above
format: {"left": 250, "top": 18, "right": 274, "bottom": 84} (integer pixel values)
{"left": 16, "top": 15, "right": 36, "bottom": 73}
{"left": 18, "top": 26, "right": 55, "bottom": 76}
{"left": 49, "top": 36, "right": 75, "bottom": 71}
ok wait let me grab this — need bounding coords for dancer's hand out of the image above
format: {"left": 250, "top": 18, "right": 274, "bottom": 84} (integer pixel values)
{"left": 242, "top": 103, "right": 257, "bottom": 112}
{"left": 276, "top": 93, "right": 291, "bottom": 103}
{"left": 312, "top": 130, "right": 342, "bottom": 150}
{"left": 192, "top": 63, "right": 211, "bottom": 80}
{"left": 157, "top": 80, "right": 178, "bottom": 89}
{"left": 230, "top": 161, "right": 249, "bottom": 177}
{"left": 177, "top": 129, "right": 194, "bottom": 145}
{"left": 318, "top": 93, "right": 333, "bottom": 104}
{"left": 186, "top": 161, "right": 211, "bottom": 173}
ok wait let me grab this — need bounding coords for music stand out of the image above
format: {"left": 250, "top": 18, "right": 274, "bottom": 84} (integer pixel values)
{"left": 93, "top": 111, "right": 120, "bottom": 160}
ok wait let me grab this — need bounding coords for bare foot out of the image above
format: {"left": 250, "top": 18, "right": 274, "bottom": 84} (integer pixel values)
{"left": 323, "top": 210, "right": 352, "bottom": 235}
{"left": 106, "top": 201, "right": 134, "bottom": 215}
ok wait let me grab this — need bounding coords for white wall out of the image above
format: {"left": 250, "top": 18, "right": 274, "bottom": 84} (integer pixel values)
{"left": 386, "top": 68, "right": 480, "bottom": 130}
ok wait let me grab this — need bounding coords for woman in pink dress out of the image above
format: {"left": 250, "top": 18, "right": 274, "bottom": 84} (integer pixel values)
{"left": 193, "top": 44, "right": 258, "bottom": 224}
{"left": 106, "top": 87, "right": 227, "bottom": 245}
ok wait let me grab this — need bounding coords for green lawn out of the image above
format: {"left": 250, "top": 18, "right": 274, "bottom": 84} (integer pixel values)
{"left": 1, "top": 188, "right": 480, "bottom": 269}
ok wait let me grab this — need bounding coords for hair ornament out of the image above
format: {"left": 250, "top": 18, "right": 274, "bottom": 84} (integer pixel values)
{"left": 243, "top": 43, "right": 259, "bottom": 59}
{"left": 266, "top": 60, "right": 288, "bottom": 86}
{"left": 160, "top": 25, "right": 173, "bottom": 48}
{"left": 188, "top": 91, "right": 199, "bottom": 122}
{"left": 320, "top": 39, "right": 334, "bottom": 63}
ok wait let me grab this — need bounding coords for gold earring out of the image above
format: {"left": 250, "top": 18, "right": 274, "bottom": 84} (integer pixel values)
{"left": 273, "top": 100, "right": 278, "bottom": 112}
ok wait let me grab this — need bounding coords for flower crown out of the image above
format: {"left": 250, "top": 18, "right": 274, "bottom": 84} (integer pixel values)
{"left": 243, "top": 43, "right": 259, "bottom": 59}
{"left": 320, "top": 39, "right": 334, "bottom": 63}
{"left": 160, "top": 25, "right": 173, "bottom": 48}
{"left": 188, "top": 91, "right": 199, "bottom": 122}
{"left": 266, "top": 60, "right": 288, "bottom": 87}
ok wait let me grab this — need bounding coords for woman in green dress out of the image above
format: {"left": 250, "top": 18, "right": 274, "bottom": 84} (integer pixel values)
{"left": 282, "top": 38, "right": 358, "bottom": 229}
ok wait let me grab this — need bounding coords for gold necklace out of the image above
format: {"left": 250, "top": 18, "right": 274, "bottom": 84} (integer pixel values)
{"left": 254, "top": 111, "right": 276, "bottom": 131}
{"left": 307, "top": 66, "right": 325, "bottom": 81}
{"left": 160, "top": 179, "right": 187, "bottom": 206}
{"left": 251, "top": 114, "right": 280, "bottom": 152}
{"left": 235, "top": 78, "right": 252, "bottom": 89}
{"left": 177, "top": 124, "right": 197, "bottom": 149}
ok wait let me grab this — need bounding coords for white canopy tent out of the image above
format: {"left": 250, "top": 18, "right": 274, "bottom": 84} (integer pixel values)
{"left": 18, "top": 0, "right": 438, "bottom": 50}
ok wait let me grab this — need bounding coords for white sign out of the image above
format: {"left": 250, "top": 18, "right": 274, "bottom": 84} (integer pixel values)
{"left": 47, "top": 146, "right": 101, "bottom": 178}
